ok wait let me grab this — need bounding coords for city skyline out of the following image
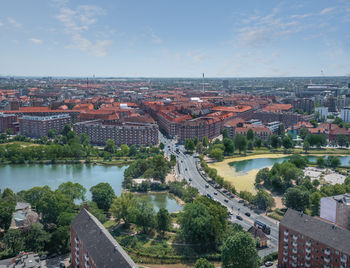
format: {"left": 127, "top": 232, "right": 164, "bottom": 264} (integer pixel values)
{"left": 1, "top": 0, "right": 350, "bottom": 77}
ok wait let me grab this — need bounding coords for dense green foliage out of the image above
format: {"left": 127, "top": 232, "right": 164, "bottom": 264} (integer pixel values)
{"left": 221, "top": 232, "right": 259, "bottom": 268}
{"left": 90, "top": 183, "right": 115, "bottom": 211}
{"left": 194, "top": 258, "right": 215, "bottom": 268}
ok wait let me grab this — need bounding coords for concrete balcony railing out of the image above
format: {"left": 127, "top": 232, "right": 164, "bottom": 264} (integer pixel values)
{"left": 292, "top": 262, "right": 297, "bottom": 267}
{"left": 306, "top": 240, "right": 311, "bottom": 247}
{"left": 292, "top": 234, "right": 298, "bottom": 240}
{"left": 284, "top": 230, "right": 289, "bottom": 236}
{"left": 283, "top": 251, "right": 288, "bottom": 256}
{"left": 292, "top": 248, "right": 297, "bottom": 254}
{"left": 283, "top": 257, "right": 288, "bottom": 263}
{"left": 306, "top": 255, "right": 311, "bottom": 261}
{"left": 292, "top": 241, "right": 298, "bottom": 247}
{"left": 341, "top": 255, "right": 347, "bottom": 263}
{"left": 306, "top": 248, "right": 311, "bottom": 254}
{"left": 324, "top": 257, "right": 330, "bottom": 263}
{"left": 305, "top": 262, "right": 311, "bottom": 267}
{"left": 324, "top": 249, "right": 331, "bottom": 255}
{"left": 292, "top": 255, "right": 297, "bottom": 261}
{"left": 284, "top": 237, "right": 289, "bottom": 243}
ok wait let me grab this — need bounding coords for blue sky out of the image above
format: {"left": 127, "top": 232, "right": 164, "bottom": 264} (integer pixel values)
{"left": 0, "top": 0, "right": 349, "bottom": 77}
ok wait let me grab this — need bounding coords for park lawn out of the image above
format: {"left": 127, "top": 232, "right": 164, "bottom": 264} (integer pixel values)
{"left": 0, "top": 141, "right": 40, "bottom": 147}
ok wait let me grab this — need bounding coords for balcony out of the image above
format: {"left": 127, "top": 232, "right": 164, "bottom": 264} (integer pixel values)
{"left": 306, "top": 248, "right": 311, "bottom": 254}
{"left": 305, "top": 262, "right": 311, "bottom": 267}
{"left": 341, "top": 256, "right": 347, "bottom": 263}
{"left": 75, "top": 258, "right": 80, "bottom": 265}
{"left": 284, "top": 230, "right": 289, "bottom": 236}
{"left": 284, "top": 237, "right": 289, "bottom": 243}
{"left": 292, "top": 262, "right": 297, "bottom": 267}
{"left": 324, "top": 257, "right": 330, "bottom": 263}
{"left": 293, "top": 234, "right": 298, "bottom": 240}
{"left": 324, "top": 249, "right": 331, "bottom": 255}
{"left": 85, "top": 255, "right": 89, "bottom": 261}
{"left": 306, "top": 255, "right": 311, "bottom": 261}
{"left": 283, "top": 251, "right": 288, "bottom": 256}
{"left": 292, "top": 248, "right": 297, "bottom": 254}
{"left": 324, "top": 265, "right": 330, "bottom": 268}
{"left": 292, "top": 255, "right": 297, "bottom": 261}
{"left": 74, "top": 237, "right": 79, "bottom": 244}
{"left": 283, "top": 257, "right": 288, "bottom": 263}
{"left": 75, "top": 246, "right": 79, "bottom": 252}
{"left": 284, "top": 245, "right": 288, "bottom": 250}
{"left": 306, "top": 241, "right": 311, "bottom": 247}
{"left": 292, "top": 241, "right": 298, "bottom": 248}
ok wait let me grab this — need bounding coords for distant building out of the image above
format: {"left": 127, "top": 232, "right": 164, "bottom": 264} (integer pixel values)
{"left": 297, "top": 84, "right": 340, "bottom": 97}
{"left": 292, "top": 98, "right": 314, "bottom": 114}
{"left": 327, "top": 96, "right": 337, "bottom": 113}
{"left": 248, "top": 226, "right": 268, "bottom": 248}
{"left": 10, "top": 202, "right": 39, "bottom": 229}
{"left": 315, "top": 107, "right": 328, "bottom": 121}
{"left": 222, "top": 80, "right": 229, "bottom": 89}
{"left": 0, "top": 113, "right": 18, "bottom": 133}
{"left": 71, "top": 208, "right": 137, "bottom": 268}
{"left": 19, "top": 114, "right": 71, "bottom": 138}
{"left": 320, "top": 194, "right": 350, "bottom": 230}
{"left": 278, "top": 209, "right": 350, "bottom": 268}
{"left": 74, "top": 120, "right": 159, "bottom": 146}
{"left": 340, "top": 107, "right": 350, "bottom": 122}
{"left": 2, "top": 252, "right": 47, "bottom": 268}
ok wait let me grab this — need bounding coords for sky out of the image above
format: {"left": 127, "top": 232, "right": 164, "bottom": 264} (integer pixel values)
{"left": 0, "top": 0, "right": 350, "bottom": 77}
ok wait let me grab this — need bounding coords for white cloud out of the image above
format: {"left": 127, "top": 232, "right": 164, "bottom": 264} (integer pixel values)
{"left": 55, "top": 3, "right": 112, "bottom": 57}
{"left": 144, "top": 27, "right": 162, "bottom": 44}
{"left": 290, "top": 13, "right": 313, "bottom": 19}
{"left": 320, "top": 7, "right": 335, "bottom": 15}
{"left": 8, "top": 17, "right": 21, "bottom": 28}
{"left": 29, "top": 38, "right": 43, "bottom": 44}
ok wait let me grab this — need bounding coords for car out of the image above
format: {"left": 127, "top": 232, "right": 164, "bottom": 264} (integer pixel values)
{"left": 181, "top": 160, "right": 183, "bottom": 163}
{"left": 39, "top": 255, "right": 47, "bottom": 260}
{"left": 245, "top": 212, "right": 251, "bottom": 217}
{"left": 236, "top": 215, "right": 243, "bottom": 221}
{"left": 185, "top": 168, "right": 188, "bottom": 171}
{"left": 48, "top": 253, "right": 57, "bottom": 259}
{"left": 189, "top": 178, "right": 192, "bottom": 181}
{"left": 213, "top": 192, "right": 217, "bottom": 195}
{"left": 238, "top": 199, "right": 244, "bottom": 203}
{"left": 224, "top": 199, "right": 228, "bottom": 203}
{"left": 59, "top": 262, "right": 66, "bottom": 268}
{"left": 205, "top": 184, "right": 209, "bottom": 188}
{"left": 264, "top": 261, "right": 273, "bottom": 267}
{"left": 229, "top": 211, "right": 234, "bottom": 216}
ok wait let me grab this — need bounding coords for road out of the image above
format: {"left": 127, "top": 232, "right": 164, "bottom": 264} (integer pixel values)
{"left": 160, "top": 133, "right": 279, "bottom": 257}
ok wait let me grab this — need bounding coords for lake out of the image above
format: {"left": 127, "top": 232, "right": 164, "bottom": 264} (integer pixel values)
{"left": 230, "top": 155, "right": 350, "bottom": 174}
{"left": 0, "top": 164, "right": 183, "bottom": 212}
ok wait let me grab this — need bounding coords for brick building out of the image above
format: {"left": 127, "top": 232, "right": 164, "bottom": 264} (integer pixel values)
{"left": 19, "top": 114, "right": 71, "bottom": 138}
{"left": 71, "top": 208, "right": 136, "bottom": 268}
{"left": 0, "top": 113, "right": 18, "bottom": 133}
{"left": 74, "top": 120, "right": 159, "bottom": 146}
{"left": 253, "top": 111, "right": 313, "bottom": 127}
{"left": 278, "top": 209, "right": 350, "bottom": 268}
{"left": 320, "top": 194, "right": 350, "bottom": 230}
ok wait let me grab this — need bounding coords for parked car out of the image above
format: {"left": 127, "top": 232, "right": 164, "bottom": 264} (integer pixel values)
{"left": 245, "top": 212, "right": 251, "bottom": 217}
{"left": 39, "top": 255, "right": 47, "bottom": 260}
{"left": 48, "top": 253, "right": 57, "bottom": 259}
{"left": 236, "top": 215, "right": 243, "bottom": 221}
{"left": 224, "top": 199, "right": 228, "bottom": 203}
{"left": 264, "top": 261, "right": 273, "bottom": 267}
{"left": 238, "top": 199, "right": 244, "bottom": 203}
{"left": 205, "top": 184, "right": 209, "bottom": 188}
{"left": 214, "top": 192, "right": 217, "bottom": 195}
{"left": 189, "top": 178, "right": 192, "bottom": 181}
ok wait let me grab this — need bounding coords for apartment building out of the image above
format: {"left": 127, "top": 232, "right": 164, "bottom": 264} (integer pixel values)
{"left": 19, "top": 114, "right": 71, "bottom": 138}
{"left": 0, "top": 113, "right": 18, "bottom": 133}
{"left": 278, "top": 209, "right": 350, "bottom": 268}
{"left": 320, "top": 194, "right": 350, "bottom": 230}
{"left": 71, "top": 208, "right": 137, "bottom": 268}
{"left": 74, "top": 120, "right": 159, "bottom": 146}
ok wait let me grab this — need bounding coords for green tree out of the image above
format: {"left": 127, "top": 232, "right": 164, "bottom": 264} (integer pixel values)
{"left": 316, "top": 156, "right": 326, "bottom": 167}
{"left": 196, "top": 142, "right": 205, "bottom": 154}
{"left": 282, "top": 136, "right": 294, "bottom": 150}
{"left": 247, "top": 129, "right": 254, "bottom": 141}
{"left": 223, "top": 138, "right": 235, "bottom": 155}
{"left": 57, "top": 182, "right": 86, "bottom": 201}
{"left": 310, "top": 191, "right": 322, "bottom": 216}
{"left": 221, "top": 232, "right": 259, "bottom": 268}
{"left": 120, "top": 144, "right": 130, "bottom": 156}
{"left": 0, "top": 201, "right": 15, "bottom": 231}
{"left": 156, "top": 208, "right": 171, "bottom": 233}
{"left": 255, "top": 168, "right": 271, "bottom": 186}
{"left": 210, "top": 148, "right": 224, "bottom": 161}
{"left": 233, "top": 134, "right": 247, "bottom": 154}
{"left": 90, "top": 183, "right": 115, "bottom": 211}
{"left": 129, "top": 145, "right": 138, "bottom": 156}
{"left": 299, "top": 127, "right": 308, "bottom": 140}
{"left": 47, "top": 226, "right": 70, "bottom": 255}
{"left": 221, "top": 128, "right": 229, "bottom": 139}
{"left": 252, "top": 189, "right": 275, "bottom": 211}
{"left": 159, "top": 142, "right": 165, "bottom": 150}
{"left": 24, "top": 223, "right": 50, "bottom": 252}
{"left": 47, "top": 129, "right": 57, "bottom": 139}
{"left": 327, "top": 156, "right": 341, "bottom": 168}
{"left": 110, "top": 192, "right": 137, "bottom": 225}
{"left": 194, "top": 258, "right": 215, "bottom": 268}
{"left": 202, "top": 136, "right": 209, "bottom": 147}
{"left": 104, "top": 139, "right": 116, "bottom": 153}
{"left": 185, "top": 139, "right": 195, "bottom": 152}
{"left": 2, "top": 229, "right": 25, "bottom": 257}
{"left": 283, "top": 187, "right": 310, "bottom": 212}
{"left": 303, "top": 141, "right": 310, "bottom": 153}
{"left": 337, "top": 135, "right": 349, "bottom": 147}
{"left": 270, "top": 135, "right": 280, "bottom": 149}
{"left": 134, "top": 198, "right": 156, "bottom": 233}
{"left": 61, "top": 125, "right": 71, "bottom": 137}
{"left": 254, "top": 138, "right": 262, "bottom": 148}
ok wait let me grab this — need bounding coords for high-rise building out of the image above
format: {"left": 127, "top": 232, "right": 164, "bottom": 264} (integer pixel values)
{"left": 340, "top": 107, "right": 350, "bottom": 122}
{"left": 278, "top": 209, "right": 350, "bottom": 268}
{"left": 320, "top": 194, "right": 350, "bottom": 230}
{"left": 223, "top": 80, "right": 229, "bottom": 89}
{"left": 327, "top": 96, "right": 337, "bottom": 113}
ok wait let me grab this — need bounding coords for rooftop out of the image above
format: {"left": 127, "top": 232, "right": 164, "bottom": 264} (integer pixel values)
{"left": 280, "top": 208, "right": 350, "bottom": 255}
{"left": 71, "top": 208, "right": 137, "bottom": 268}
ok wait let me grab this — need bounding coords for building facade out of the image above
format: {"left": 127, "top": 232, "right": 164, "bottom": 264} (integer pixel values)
{"left": 278, "top": 209, "right": 350, "bottom": 268}
{"left": 71, "top": 208, "right": 137, "bottom": 268}
{"left": 19, "top": 114, "right": 71, "bottom": 138}
{"left": 340, "top": 107, "right": 350, "bottom": 122}
{"left": 74, "top": 120, "right": 159, "bottom": 146}
{"left": 320, "top": 194, "right": 350, "bottom": 230}
{"left": 0, "top": 113, "right": 18, "bottom": 133}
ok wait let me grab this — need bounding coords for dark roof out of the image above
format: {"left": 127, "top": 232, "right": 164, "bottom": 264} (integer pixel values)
{"left": 248, "top": 226, "right": 268, "bottom": 240}
{"left": 281, "top": 209, "right": 350, "bottom": 255}
{"left": 71, "top": 208, "right": 137, "bottom": 268}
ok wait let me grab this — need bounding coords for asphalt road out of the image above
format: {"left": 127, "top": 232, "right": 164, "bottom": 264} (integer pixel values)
{"left": 160, "top": 133, "right": 279, "bottom": 257}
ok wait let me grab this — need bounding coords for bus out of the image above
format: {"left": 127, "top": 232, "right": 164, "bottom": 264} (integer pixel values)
{"left": 254, "top": 220, "right": 271, "bottom": 235}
